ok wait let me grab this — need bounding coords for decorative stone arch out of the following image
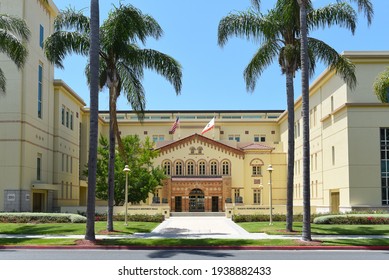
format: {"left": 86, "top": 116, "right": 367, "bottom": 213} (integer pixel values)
{"left": 173, "top": 159, "right": 184, "bottom": 176}
{"left": 220, "top": 159, "right": 231, "bottom": 176}
{"left": 209, "top": 159, "right": 219, "bottom": 176}
{"left": 185, "top": 159, "right": 196, "bottom": 176}
{"left": 197, "top": 159, "right": 207, "bottom": 176}
{"left": 162, "top": 160, "right": 172, "bottom": 176}
{"left": 250, "top": 158, "right": 264, "bottom": 177}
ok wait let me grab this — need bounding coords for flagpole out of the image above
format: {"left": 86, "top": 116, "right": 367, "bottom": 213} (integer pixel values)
{"left": 212, "top": 113, "right": 215, "bottom": 140}
{"left": 178, "top": 112, "right": 181, "bottom": 139}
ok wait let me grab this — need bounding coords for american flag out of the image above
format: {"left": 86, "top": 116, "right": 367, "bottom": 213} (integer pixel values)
{"left": 169, "top": 117, "right": 180, "bottom": 134}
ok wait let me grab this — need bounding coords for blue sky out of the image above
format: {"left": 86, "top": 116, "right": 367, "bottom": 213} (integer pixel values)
{"left": 53, "top": 0, "right": 389, "bottom": 111}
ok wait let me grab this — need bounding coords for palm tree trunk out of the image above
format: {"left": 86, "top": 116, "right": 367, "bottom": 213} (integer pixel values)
{"left": 286, "top": 71, "right": 295, "bottom": 232}
{"left": 298, "top": 0, "right": 312, "bottom": 241}
{"left": 107, "top": 85, "right": 116, "bottom": 232}
{"left": 85, "top": 0, "right": 99, "bottom": 242}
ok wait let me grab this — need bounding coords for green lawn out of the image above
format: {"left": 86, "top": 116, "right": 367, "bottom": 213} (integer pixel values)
{"left": 238, "top": 222, "right": 389, "bottom": 236}
{"left": 0, "top": 221, "right": 158, "bottom": 235}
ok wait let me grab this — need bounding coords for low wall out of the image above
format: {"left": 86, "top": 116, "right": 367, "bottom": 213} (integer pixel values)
{"left": 225, "top": 204, "right": 318, "bottom": 218}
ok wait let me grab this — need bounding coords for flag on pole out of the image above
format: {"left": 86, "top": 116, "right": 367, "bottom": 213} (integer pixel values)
{"left": 169, "top": 117, "right": 180, "bottom": 134}
{"left": 201, "top": 117, "right": 215, "bottom": 135}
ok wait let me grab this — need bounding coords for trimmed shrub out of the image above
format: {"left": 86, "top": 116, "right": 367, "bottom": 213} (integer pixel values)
{"left": 313, "top": 214, "right": 389, "bottom": 225}
{"left": 0, "top": 213, "right": 87, "bottom": 223}
{"left": 77, "top": 211, "right": 164, "bottom": 223}
{"left": 232, "top": 213, "right": 323, "bottom": 223}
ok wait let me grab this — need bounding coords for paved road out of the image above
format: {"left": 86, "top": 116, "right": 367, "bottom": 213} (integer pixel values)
{"left": 1, "top": 249, "right": 389, "bottom": 260}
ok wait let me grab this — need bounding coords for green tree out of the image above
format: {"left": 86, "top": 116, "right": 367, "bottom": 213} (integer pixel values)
{"left": 297, "top": 0, "right": 373, "bottom": 241}
{"left": 218, "top": 0, "right": 358, "bottom": 232}
{"left": 45, "top": 4, "right": 182, "bottom": 232}
{"left": 0, "top": 14, "right": 30, "bottom": 93}
{"left": 84, "top": 0, "right": 100, "bottom": 242}
{"left": 92, "top": 135, "right": 165, "bottom": 205}
{"left": 373, "top": 67, "right": 389, "bottom": 103}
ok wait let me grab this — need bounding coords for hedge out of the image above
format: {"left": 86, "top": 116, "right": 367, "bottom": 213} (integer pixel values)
{"left": 0, "top": 213, "right": 87, "bottom": 223}
{"left": 313, "top": 214, "right": 389, "bottom": 225}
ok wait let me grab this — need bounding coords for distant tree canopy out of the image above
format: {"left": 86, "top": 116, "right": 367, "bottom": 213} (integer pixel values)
{"left": 373, "top": 67, "right": 389, "bottom": 103}
{"left": 86, "top": 135, "right": 165, "bottom": 205}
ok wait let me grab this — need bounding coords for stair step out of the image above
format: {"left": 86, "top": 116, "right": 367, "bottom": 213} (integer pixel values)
{"left": 170, "top": 212, "right": 225, "bottom": 217}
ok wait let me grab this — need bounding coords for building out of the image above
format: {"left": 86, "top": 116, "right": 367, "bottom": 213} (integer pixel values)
{"left": 1, "top": 0, "right": 389, "bottom": 214}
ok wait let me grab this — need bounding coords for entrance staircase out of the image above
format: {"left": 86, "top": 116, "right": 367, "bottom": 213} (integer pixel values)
{"left": 170, "top": 212, "right": 225, "bottom": 217}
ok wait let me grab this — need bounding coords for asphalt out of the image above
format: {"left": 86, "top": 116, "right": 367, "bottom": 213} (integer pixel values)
{"left": 1, "top": 216, "right": 389, "bottom": 250}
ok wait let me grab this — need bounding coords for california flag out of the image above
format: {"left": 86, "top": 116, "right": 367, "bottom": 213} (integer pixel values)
{"left": 201, "top": 117, "right": 215, "bottom": 134}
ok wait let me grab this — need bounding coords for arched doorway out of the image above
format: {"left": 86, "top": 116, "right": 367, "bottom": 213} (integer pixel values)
{"left": 189, "top": 188, "right": 205, "bottom": 212}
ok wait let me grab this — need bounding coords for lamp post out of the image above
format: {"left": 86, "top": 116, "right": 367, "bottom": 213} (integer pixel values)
{"left": 123, "top": 165, "right": 130, "bottom": 226}
{"left": 267, "top": 164, "right": 274, "bottom": 225}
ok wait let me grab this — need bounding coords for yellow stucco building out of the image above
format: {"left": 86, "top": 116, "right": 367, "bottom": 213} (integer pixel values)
{"left": 1, "top": 0, "right": 389, "bottom": 215}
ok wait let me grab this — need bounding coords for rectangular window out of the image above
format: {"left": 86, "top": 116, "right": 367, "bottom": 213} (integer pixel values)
{"left": 39, "top": 24, "right": 44, "bottom": 48}
{"left": 254, "top": 135, "right": 260, "bottom": 142}
{"left": 253, "top": 189, "right": 261, "bottom": 204}
{"left": 38, "top": 64, "right": 43, "bottom": 118}
{"left": 61, "top": 106, "right": 65, "bottom": 125}
{"left": 61, "top": 153, "right": 65, "bottom": 172}
{"left": 37, "top": 154, "right": 42, "bottom": 181}
{"left": 152, "top": 135, "right": 165, "bottom": 142}
{"left": 70, "top": 111, "right": 74, "bottom": 130}
{"left": 332, "top": 146, "right": 335, "bottom": 166}
{"left": 228, "top": 135, "right": 240, "bottom": 142}
{"left": 70, "top": 157, "right": 73, "bottom": 174}
{"left": 252, "top": 166, "right": 262, "bottom": 176}
{"left": 66, "top": 155, "right": 69, "bottom": 173}
{"left": 380, "top": 128, "right": 389, "bottom": 205}
{"left": 66, "top": 109, "right": 69, "bottom": 128}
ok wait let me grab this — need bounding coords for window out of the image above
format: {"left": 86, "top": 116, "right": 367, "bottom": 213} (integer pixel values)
{"left": 222, "top": 161, "right": 230, "bottom": 176}
{"left": 70, "top": 112, "right": 74, "bottom": 130}
{"left": 228, "top": 135, "right": 240, "bottom": 142}
{"left": 70, "top": 157, "right": 73, "bottom": 174}
{"left": 39, "top": 24, "right": 44, "bottom": 48}
{"left": 198, "top": 161, "right": 206, "bottom": 176}
{"left": 380, "top": 128, "right": 389, "bottom": 205}
{"left": 253, "top": 189, "right": 261, "bottom": 204}
{"left": 252, "top": 166, "right": 262, "bottom": 176}
{"left": 66, "top": 155, "right": 69, "bottom": 173}
{"left": 331, "top": 96, "right": 334, "bottom": 112}
{"left": 152, "top": 135, "right": 165, "bottom": 142}
{"left": 163, "top": 161, "right": 171, "bottom": 176}
{"left": 38, "top": 64, "right": 43, "bottom": 118}
{"left": 37, "top": 154, "right": 42, "bottom": 181}
{"left": 187, "top": 161, "right": 195, "bottom": 176}
{"left": 210, "top": 161, "right": 218, "bottom": 175}
{"left": 234, "top": 189, "right": 240, "bottom": 202}
{"left": 332, "top": 146, "right": 335, "bottom": 166}
{"left": 61, "top": 153, "right": 64, "bottom": 172}
{"left": 66, "top": 109, "right": 69, "bottom": 128}
{"left": 175, "top": 161, "right": 183, "bottom": 176}
{"left": 254, "top": 135, "right": 265, "bottom": 142}
{"left": 61, "top": 106, "right": 65, "bottom": 125}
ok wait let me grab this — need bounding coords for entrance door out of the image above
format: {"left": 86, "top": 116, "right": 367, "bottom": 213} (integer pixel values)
{"left": 33, "top": 193, "right": 45, "bottom": 212}
{"left": 189, "top": 188, "right": 205, "bottom": 212}
{"left": 331, "top": 191, "right": 340, "bottom": 213}
{"left": 175, "top": 196, "right": 182, "bottom": 212}
{"left": 212, "top": 196, "right": 219, "bottom": 212}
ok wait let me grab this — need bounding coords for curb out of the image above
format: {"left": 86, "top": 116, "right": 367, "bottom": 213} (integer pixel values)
{"left": 2, "top": 245, "right": 389, "bottom": 250}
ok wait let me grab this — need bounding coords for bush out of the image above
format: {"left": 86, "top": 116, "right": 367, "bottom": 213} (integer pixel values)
{"left": 313, "top": 214, "right": 389, "bottom": 225}
{"left": 0, "top": 213, "right": 86, "bottom": 223}
{"left": 232, "top": 213, "right": 323, "bottom": 223}
{"left": 77, "top": 212, "right": 164, "bottom": 223}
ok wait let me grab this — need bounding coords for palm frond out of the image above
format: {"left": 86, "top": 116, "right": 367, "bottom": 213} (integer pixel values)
{"left": 250, "top": 0, "right": 261, "bottom": 12}
{"left": 101, "top": 4, "right": 162, "bottom": 51}
{"left": 54, "top": 7, "right": 90, "bottom": 33}
{"left": 0, "top": 14, "right": 31, "bottom": 41}
{"left": 346, "top": 0, "right": 374, "bottom": 25}
{"left": 0, "top": 30, "right": 28, "bottom": 68}
{"left": 84, "top": 60, "right": 108, "bottom": 91}
{"left": 116, "top": 62, "right": 146, "bottom": 118}
{"left": 244, "top": 40, "right": 280, "bottom": 92}
{"left": 308, "top": 37, "right": 356, "bottom": 89}
{"left": 44, "top": 31, "right": 90, "bottom": 68}
{"left": 308, "top": 2, "right": 357, "bottom": 34}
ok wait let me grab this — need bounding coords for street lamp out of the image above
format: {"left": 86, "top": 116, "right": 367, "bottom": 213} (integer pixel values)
{"left": 123, "top": 164, "right": 130, "bottom": 226}
{"left": 267, "top": 164, "right": 274, "bottom": 225}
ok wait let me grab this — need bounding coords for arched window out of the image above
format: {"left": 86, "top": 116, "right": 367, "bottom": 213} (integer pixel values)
{"left": 210, "top": 160, "right": 218, "bottom": 176}
{"left": 175, "top": 161, "right": 183, "bottom": 176}
{"left": 222, "top": 160, "right": 230, "bottom": 176}
{"left": 197, "top": 146, "right": 203, "bottom": 154}
{"left": 198, "top": 160, "right": 206, "bottom": 176}
{"left": 250, "top": 158, "right": 264, "bottom": 177}
{"left": 163, "top": 161, "right": 171, "bottom": 176}
{"left": 187, "top": 161, "right": 195, "bottom": 176}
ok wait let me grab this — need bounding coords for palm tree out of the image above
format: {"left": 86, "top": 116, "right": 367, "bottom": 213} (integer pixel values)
{"left": 297, "top": 0, "right": 373, "bottom": 242}
{"left": 0, "top": 14, "right": 30, "bottom": 93}
{"left": 218, "top": 0, "right": 358, "bottom": 232}
{"left": 84, "top": 0, "right": 100, "bottom": 242}
{"left": 45, "top": 4, "right": 182, "bottom": 232}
